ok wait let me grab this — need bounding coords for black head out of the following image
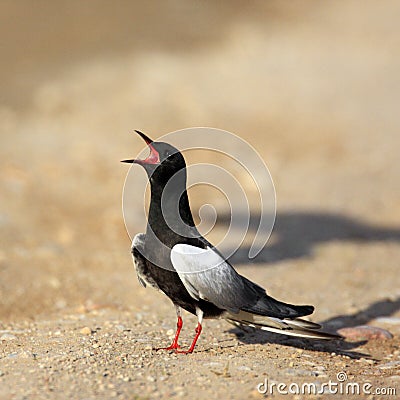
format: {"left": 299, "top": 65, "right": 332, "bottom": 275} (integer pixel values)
{"left": 121, "top": 131, "right": 187, "bottom": 183}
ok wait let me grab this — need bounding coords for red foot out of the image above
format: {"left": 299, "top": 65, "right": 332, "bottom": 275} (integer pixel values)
{"left": 174, "top": 349, "right": 192, "bottom": 354}
{"left": 175, "top": 323, "right": 202, "bottom": 354}
{"left": 155, "top": 316, "right": 183, "bottom": 351}
{"left": 155, "top": 343, "right": 180, "bottom": 351}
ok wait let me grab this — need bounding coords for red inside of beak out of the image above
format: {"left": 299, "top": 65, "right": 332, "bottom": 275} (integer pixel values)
{"left": 121, "top": 131, "right": 160, "bottom": 165}
{"left": 138, "top": 143, "right": 160, "bottom": 165}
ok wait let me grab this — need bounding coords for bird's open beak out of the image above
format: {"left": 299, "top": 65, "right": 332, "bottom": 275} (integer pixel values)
{"left": 121, "top": 130, "right": 160, "bottom": 165}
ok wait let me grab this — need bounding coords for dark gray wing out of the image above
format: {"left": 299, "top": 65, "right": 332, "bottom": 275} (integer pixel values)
{"left": 170, "top": 243, "right": 263, "bottom": 314}
{"left": 170, "top": 243, "right": 313, "bottom": 319}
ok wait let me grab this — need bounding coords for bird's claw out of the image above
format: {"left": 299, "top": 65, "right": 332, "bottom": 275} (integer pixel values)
{"left": 174, "top": 349, "right": 193, "bottom": 354}
{"left": 154, "top": 343, "right": 180, "bottom": 351}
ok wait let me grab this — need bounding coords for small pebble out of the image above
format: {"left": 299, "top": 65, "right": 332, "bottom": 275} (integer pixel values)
{"left": 378, "top": 361, "right": 400, "bottom": 370}
{"left": 115, "top": 325, "right": 126, "bottom": 331}
{"left": 205, "top": 362, "right": 222, "bottom": 367}
{"left": 338, "top": 325, "right": 393, "bottom": 340}
{"left": 249, "top": 389, "right": 264, "bottom": 398}
{"left": 80, "top": 327, "right": 92, "bottom": 335}
{"left": 284, "top": 368, "right": 318, "bottom": 377}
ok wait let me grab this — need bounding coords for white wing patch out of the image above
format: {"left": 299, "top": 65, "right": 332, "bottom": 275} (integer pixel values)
{"left": 171, "top": 244, "right": 226, "bottom": 274}
{"left": 170, "top": 244, "right": 250, "bottom": 313}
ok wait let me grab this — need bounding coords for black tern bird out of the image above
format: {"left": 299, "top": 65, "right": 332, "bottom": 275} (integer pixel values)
{"left": 122, "top": 131, "right": 340, "bottom": 353}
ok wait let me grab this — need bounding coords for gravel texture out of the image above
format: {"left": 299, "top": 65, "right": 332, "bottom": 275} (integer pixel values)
{"left": 1, "top": 1, "right": 400, "bottom": 399}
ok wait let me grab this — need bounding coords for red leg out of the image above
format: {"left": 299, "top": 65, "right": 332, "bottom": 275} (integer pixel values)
{"left": 175, "top": 322, "right": 202, "bottom": 354}
{"left": 155, "top": 316, "right": 183, "bottom": 351}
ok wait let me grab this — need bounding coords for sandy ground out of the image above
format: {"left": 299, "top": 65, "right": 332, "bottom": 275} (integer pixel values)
{"left": 1, "top": 1, "right": 400, "bottom": 399}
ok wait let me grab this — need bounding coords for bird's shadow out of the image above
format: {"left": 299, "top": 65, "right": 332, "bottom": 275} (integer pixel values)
{"left": 227, "top": 297, "right": 400, "bottom": 359}
{"left": 205, "top": 211, "right": 400, "bottom": 358}
{"left": 213, "top": 211, "right": 400, "bottom": 265}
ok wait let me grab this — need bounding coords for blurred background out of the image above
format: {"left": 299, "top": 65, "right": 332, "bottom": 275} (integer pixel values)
{"left": 1, "top": 1, "right": 399, "bottom": 322}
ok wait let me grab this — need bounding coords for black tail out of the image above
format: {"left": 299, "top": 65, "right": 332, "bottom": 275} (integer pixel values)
{"left": 242, "top": 294, "right": 314, "bottom": 319}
